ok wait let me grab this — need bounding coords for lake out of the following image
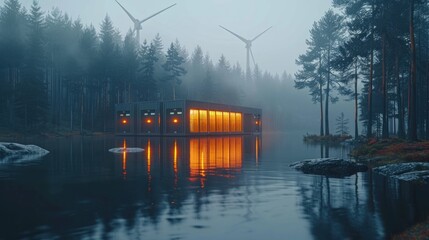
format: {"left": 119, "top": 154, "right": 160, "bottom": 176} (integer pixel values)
{"left": 1, "top": 132, "right": 429, "bottom": 239}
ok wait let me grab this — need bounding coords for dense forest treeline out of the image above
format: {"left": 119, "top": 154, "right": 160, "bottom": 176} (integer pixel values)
{"left": 0, "top": 0, "right": 292, "bottom": 133}
{"left": 295, "top": 0, "right": 429, "bottom": 141}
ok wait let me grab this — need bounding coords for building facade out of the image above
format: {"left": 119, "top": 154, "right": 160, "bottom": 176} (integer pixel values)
{"left": 115, "top": 100, "right": 262, "bottom": 136}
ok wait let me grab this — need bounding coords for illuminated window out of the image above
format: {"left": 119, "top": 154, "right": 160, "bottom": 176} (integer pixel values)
{"left": 216, "top": 111, "right": 223, "bottom": 132}
{"left": 223, "top": 112, "right": 230, "bottom": 132}
{"left": 230, "top": 113, "right": 236, "bottom": 132}
{"left": 209, "top": 111, "right": 216, "bottom": 132}
{"left": 236, "top": 113, "right": 242, "bottom": 132}
{"left": 191, "top": 109, "right": 244, "bottom": 134}
{"left": 190, "top": 109, "right": 199, "bottom": 133}
{"left": 199, "top": 110, "right": 208, "bottom": 132}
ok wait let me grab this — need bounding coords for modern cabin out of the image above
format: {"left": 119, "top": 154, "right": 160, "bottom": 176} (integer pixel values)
{"left": 115, "top": 100, "right": 262, "bottom": 136}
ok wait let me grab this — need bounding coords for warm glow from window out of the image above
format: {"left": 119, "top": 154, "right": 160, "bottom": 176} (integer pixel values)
{"left": 223, "top": 112, "right": 230, "bottom": 132}
{"left": 209, "top": 111, "right": 216, "bottom": 132}
{"left": 189, "top": 109, "right": 243, "bottom": 133}
{"left": 146, "top": 119, "right": 152, "bottom": 124}
{"left": 236, "top": 113, "right": 242, "bottom": 132}
{"left": 230, "top": 113, "right": 236, "bottom": 132}
{"left": 173, "top": 118, "right": 179, "bottom": 124}
{"left": 190, "top": 109, "right": 199, "bottom": 133}
{"left": 216, "top": 111, "right": 223, "bottom": 132}
{"left": 122, "top": 119, "right": 128, "bottom": 124}
{"left": 199, "top": 110, "right": 208, "bottom": 132}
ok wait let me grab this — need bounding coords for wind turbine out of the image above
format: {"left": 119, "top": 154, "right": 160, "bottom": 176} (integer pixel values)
{"left": 219, "top": 25, "right": 272, "bottom": 80}
{"left": 115, "top": 0, "right": 176, "bottom": 43}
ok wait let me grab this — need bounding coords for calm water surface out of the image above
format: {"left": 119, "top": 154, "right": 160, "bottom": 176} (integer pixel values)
{"left": 1, "top": 132, "right": 429, "bottom": 239}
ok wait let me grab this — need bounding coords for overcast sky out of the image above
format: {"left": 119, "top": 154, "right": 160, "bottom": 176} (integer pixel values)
{"left": 16, "top": 0, "right": 333, "bottom": 76}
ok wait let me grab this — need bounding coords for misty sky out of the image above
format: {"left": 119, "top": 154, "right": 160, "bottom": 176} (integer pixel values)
{"left": 17, "top": 0, "right": 333, "bottom": 76}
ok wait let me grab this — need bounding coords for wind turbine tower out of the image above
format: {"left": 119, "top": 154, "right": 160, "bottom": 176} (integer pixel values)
{"left": 219, "top": 25, "right": 272, "bottom": 80}
{"left": 115, "top": 0, "right": 176, "bottom": 43}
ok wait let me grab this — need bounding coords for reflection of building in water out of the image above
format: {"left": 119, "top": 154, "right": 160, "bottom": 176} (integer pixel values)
{"left": 115, "top": 136, "right": 259, "bottom": 185}
{"left": 189, "top": 137, "right": 243, "bottom": 179}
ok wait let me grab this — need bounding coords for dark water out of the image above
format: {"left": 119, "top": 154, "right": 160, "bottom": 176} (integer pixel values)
{"left": 1, "top": 133, "right": 429, "bottom": 240}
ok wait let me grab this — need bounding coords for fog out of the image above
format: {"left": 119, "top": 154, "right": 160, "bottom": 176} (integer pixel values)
{"left": 1, "top": 0, "right": 355, "bottom": 134}
{"left": 19, "top": 0, "right": 331, "bottom": 75}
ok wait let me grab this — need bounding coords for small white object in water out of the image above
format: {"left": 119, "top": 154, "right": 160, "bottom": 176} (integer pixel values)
{"left": 108, "top": 147, "right": 144, "bottom": 153}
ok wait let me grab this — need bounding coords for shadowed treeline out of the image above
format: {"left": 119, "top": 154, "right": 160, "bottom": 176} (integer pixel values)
{"left": 0, "top": 0, "right": 293, "bottom": 133}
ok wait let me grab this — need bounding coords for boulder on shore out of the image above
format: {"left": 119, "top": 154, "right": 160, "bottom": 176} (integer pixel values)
{"left": 373, "top": 162, "right": 429, "bottom": 184}
{"left": 0, "top": 142, "right": 49, "bottom": 163}
{"left": 290, "top": 158, "right": 368, "bottom": 177}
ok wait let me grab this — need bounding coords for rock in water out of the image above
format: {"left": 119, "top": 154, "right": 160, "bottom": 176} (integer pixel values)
{"left": 290, "top": 158, "right": 368, "bottom": 177}
{"left": 374, "top": 163, "right": 429, "bottom": 184}
{"left": 0, "top": 142, "right": 49, "bottom": 163}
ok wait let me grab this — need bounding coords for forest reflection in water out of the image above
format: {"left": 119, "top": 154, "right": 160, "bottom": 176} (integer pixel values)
{"left": 0, "top": 134, "right": 429, "bottom": 239}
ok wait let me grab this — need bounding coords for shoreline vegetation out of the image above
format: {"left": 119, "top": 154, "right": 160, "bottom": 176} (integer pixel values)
{"left": 304, "top": 134, "right": 429, "bottom": 167}
{"left": 351, "top": 138, "right": 429, "bottom": 167}
{"left": 303, "top": 134, "right": 353, "bottom": 144}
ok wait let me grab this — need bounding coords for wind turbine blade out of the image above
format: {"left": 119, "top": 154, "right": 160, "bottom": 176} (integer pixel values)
{"left": 140, "top": 3, "right": 177, "bottom": 23}
{"left": 219, "top": 25, "right": 248, "bottom": 43}
{"left": 250, "top": 48, "right": 256, "bottom": 67}
{"left": 115, "top": 0, "right": 138, "bottom": 22}
{"left": 251, "top": 26, "right": 272, "bottom": 42}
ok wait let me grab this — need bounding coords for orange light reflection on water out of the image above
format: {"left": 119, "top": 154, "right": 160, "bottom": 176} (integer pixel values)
{"left": 147, "top": 140, "right": 151, "bottom": 174}
{"left": 173, "top": 140, "right": 178, "bottom": 174}
{"left": 256, "top": 136, "right": 259, "bottom": 166}
{"left": 189, "top": 137, "right": 243, "bottom": 179}
{"left": 122, "top": 139, "right": 127, "bottom": 178}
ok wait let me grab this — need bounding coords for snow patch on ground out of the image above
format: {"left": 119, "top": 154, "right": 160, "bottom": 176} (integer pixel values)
{"left": 0, "top": 142, "right": 49, "bottom": 163}
{"left": 374, "top": 163, "right": 429, "bottom": 184}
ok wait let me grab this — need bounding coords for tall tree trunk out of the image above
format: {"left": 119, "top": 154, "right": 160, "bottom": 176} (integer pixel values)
{"left": 80, "top": 78, "right": 84, "bottom": 135}
{"left": 409, "top": 0, "right": 417, "bottom": 141}
{"left": 368, "top": 0, "right": 375, "bottom": 138}
{"left": 425, "top": 62, "right": 429, "bottom": 139}
{"left": 325, "top": 48, "right": 331, "bottom": 135}
{"left": 173, "top": 82, "right": 176, "bottom": 100}
{"left": 354, "top": 60, "right": 359, "bottom": 139}
{"left": 320, "top": 83, "right": 324, "bottom": 136}
{"left": 382, "top": 32, "right": 389, "bottom": 138}
{"left": 319, "top": 57, "right": 324, "bottom": 136}
{"left": 396, "top": 53, "right": 405, "bottom": 138}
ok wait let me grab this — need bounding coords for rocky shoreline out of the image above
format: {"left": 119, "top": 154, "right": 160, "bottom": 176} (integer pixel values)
{"left": 291, "top": 137, "right": 429, "bottom": 184}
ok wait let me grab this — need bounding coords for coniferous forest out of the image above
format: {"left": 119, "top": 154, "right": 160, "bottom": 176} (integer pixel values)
{"left": 296, "top": 0, "right": 429, "bottom": 141}
{"left": 4, "top": 0, "right": 429, "bottom": 141}
{"left": 0, "top": 0, "right": 292, "bottom": 133}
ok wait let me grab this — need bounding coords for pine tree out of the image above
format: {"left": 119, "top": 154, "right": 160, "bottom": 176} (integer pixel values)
{"left": 139, "top": 41, "right": 158, "bottom": 100}
{"left": 0, "top": 0, "right": 27, "bottom": 127}
{"left": 295, "top": 10, "right": 345, "bottom": 136}
{"left": 122, "top": 30, "right": 138, "bottom": 103}
{"left": 336, "top": 112, "right": 350, "bottom": 136}
{"left": 15, "top": 0, "right": 48, "bottom": 129}
{"left": 163, "top": 43, "right": 186, "bottom": 100}
{"left": 98, "top": 15, "right": 116, "bottom": 131}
